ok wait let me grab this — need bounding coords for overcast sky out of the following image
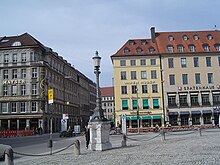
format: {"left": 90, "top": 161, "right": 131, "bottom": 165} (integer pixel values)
{"left": 1, "top": 0, "right": 220, "bottom": 87}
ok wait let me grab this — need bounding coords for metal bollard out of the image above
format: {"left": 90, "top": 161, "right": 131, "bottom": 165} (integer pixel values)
{"left": 121, "top": 134, "right": 126, "bottom": 147}
{"left": 161, "top": 129, "right": 165, "bottom": 141}
{"left": 199, "top": 127, "right": 202, "bottom": 136}
{"left": 73, "top": 140, "right": 80, "bottom": 156}
{"left": 0, "top": 144, "right": 14, "bottom": 165}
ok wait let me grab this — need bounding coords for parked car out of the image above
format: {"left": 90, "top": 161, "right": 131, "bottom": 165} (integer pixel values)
{"left": 59, "top": 130, "right": 75, "bottom": 138}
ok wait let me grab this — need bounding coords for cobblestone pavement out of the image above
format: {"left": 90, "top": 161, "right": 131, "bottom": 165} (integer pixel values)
{"left": 12, "top": 129, "right": 220, "bottom": 165}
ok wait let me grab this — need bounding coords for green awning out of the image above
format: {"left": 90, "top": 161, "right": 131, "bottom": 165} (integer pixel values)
{"left": 142, "top": 116, "right": 152, "bottom": 120}
{"left": 131, "top": 116, "right": 137, "bottom": 120}
{"left": 152, "top": 115, "right": 162, "bottom": 119}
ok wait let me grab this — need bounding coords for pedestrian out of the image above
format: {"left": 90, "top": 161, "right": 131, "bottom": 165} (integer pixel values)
{"left": 85, "top": 124, "right": 90, "bottom": 149}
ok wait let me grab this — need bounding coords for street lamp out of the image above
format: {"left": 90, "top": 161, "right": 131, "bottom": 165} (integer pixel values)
{"left": 136, "top": 86, "right": 140, "bottom": 134}
{"left": 90, "top": 51, "right": 106, "bottom": 121}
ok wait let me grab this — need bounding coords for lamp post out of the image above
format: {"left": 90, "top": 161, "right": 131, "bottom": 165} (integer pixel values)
{"left": 90, "top": 51, "right": 106, "bottom": 121}
{"left": 136, "top": 86, "right": 140, "bottom": 134}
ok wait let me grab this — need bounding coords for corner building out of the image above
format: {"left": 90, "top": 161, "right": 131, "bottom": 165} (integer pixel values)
{"left": 111, "top": 37, "right": 164, "bottom": 129}
{"left": 0, "top": 33, "right": 96, "bottom": 133}
{"left": 112, "top": 27, "right": 220, "bottom": 129}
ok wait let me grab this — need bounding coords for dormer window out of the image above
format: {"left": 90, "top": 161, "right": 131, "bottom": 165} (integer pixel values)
{"left": 141, "top": 40, "right": 147, "bottom": 45}
{"left": 177, "top": 45, "right": 184, "bottom": 52}
{"left": 149, "top": 46, "right": 155, "bottom": 53}
{"left": 11, "top": 41, "right": 21, "bottom": 46}
{"left": 168, "top": 35, "right": 174, "bottom": 41}
{"left": 203, "top": 44, "right": 210, "bottom": 52}
{"left": 182, "top": 35, "right": 188, "bottom": 41}
{"left": 214, "top": 44, "right": 220, "bottom": 51}
{"left": 193, "top": 35, "right": 199, "bottom": 40}
{"left": 167, "top": 45, "right": 174, "bottom": 53}
{"left": 188, "top": 44, "right": 196, "bottom": 52}
{"left": 124, "top": 48, "right": 130, "bottom": 54}
{"left": 207, "top": 34, "right": 213, "bottom": 40}
{"left": 136, "top": 47, "right": 142, "bottom": 53}
{"left": 129, "top": 40, "right": 135, "bottom": 45}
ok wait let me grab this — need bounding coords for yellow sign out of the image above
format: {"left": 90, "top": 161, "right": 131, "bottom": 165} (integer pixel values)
{"left": 48, "top": 89, "right": 54, "bottom": 104}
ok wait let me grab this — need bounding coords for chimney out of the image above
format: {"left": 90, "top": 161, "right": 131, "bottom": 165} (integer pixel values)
{"left": 151, "top": 27, "right": 156, "bottom": 43}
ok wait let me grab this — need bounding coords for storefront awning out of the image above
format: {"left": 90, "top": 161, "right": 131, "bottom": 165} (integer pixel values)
{"left": 152, "top": 116, "right": 162, "bottom": 119}
{"left": 126, "top": 117, "right": 130, "bottom": 120}
{"left": 131, "top": 116, "right": 137, "bottom": 120}
{"left": 214, "top": 110, "right": 220, "bottom": 114}
{"left": 180, "top": 111, "right": 190, "bottom": 115}
{"left": 169, "top": 112, "right": 178, "bottom": 116}
{"left": 191, "top": 111, "right": 201, "bottom": 115}
{"left": 202, "top": 110, "right": 212, "bottom": 115}
{"left": 142, "top": 116, "right": 152, "bottom": 120}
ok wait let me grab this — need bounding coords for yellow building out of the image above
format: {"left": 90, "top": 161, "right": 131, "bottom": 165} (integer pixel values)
{"left": 111, "top": 36, "right": 164, "bottom": 129}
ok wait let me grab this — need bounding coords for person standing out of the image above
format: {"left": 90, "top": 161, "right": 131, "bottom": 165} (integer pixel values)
{"left": 85, "top": 124, "right": 90, "bottom": 149}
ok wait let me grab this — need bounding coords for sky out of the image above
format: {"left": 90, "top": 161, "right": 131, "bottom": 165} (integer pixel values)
{"left": 1, "top": 0, "right": 220, "bottom": 87}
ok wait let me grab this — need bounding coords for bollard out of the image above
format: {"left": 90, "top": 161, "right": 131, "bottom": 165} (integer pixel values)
{"left": 161, "top": 129, "right": 165, "bottom": 141}
{"left": 73, "top": 140, "right": 80, "bottom": 156}
{"left": 0, "top": 144, "right": 14, "bottom": 165}
{"left": 199, "top": 127, "right": 202, "bottom": 136}
{"left": 121, "top": 134, "right": 126, "bottom": 147}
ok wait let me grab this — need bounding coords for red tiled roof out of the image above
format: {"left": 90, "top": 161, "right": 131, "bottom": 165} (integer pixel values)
{"left": 0, "top": 33, "right": 45, "bottom": 49}
{"left": 100, "top": 87, "right": 114, "bottom": 96}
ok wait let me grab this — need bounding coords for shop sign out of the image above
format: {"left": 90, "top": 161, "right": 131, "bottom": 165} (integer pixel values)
{"left": 3, "top": 79, "right": 26, "bottom": 85}
{"left": 178, "top": 85, "right": 220, "bottom": 91}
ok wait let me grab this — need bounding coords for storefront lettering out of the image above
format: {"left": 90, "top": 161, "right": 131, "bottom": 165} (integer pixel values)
{"left": 3, "top": 79, "right": 26, "bottom": 85}
{"left": 178, "top": 85, "right": 217, "bottom": 91}
{"left": 125, "top": 81, "right": 155, "bottom": 85}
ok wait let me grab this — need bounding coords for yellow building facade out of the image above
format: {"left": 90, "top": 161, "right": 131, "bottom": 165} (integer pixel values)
{"left": 111, "top": 38, "right": 164, "bottom": 129}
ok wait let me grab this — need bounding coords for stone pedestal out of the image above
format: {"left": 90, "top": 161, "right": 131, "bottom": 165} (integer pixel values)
{"left": 88, "top": 121, "right": 112, "bottom": 151}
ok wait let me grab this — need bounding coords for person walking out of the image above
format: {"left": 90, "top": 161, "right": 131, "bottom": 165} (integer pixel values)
{"left": 85, "top": 124, "right": 90, "bottom": 149}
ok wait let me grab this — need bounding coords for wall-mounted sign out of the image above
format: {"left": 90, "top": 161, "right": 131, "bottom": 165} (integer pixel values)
{"left": 48, "top": 89, "right": 54, "bottom": 104}
{"left": 178, "top": 85, "right": 219, "bottom": 91}
{"left": 124, "top": 81, "right": 156, "bottom": 85}
{"left": 3, "top": 79, "right": 26, "bottom": 85}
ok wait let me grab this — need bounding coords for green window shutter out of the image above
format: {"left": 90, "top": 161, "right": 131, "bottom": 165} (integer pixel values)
{"left": 143, "top": 99, "right": 149, "bottom": 109}
{"left": 132, "top": 100, "right": 137, "bottom": 109}
{"left": 153, "top": 99, "right": 159, "bottom": 108}
{"left": 122, "top": 100, "right": 128, "bottom": 110}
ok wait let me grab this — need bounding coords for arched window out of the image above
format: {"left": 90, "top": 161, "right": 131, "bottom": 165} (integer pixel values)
{"left": 203, "top": 44, "right": 210, "bottom": 52}
{"left": 177, "top": 45, "right": 184, "bottom": 52}
{"left": 188, "top": 44, "right": 196, "bottom": 52}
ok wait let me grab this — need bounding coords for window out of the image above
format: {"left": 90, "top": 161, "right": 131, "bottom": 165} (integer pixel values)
{"left": 182, "top": 74, "right": 188, "bottom": 85}
{"left": 181, "top": 58, "right": 187, "bottom": 68}
{"left": 122, "top": 100, "right": 128, "bottom": 110}
{"left": 21, "top": 69, "right": 26, "bottom": 78}
{"left": 151, "top": 70, "right": 157, "bottom": 79}
{"left": 129, "top": 40, "right": 135, "bottom": 45}
{"left": 2, "top": 103, "right": 8, "bottom": 113}
{"left": 218, "top": 57, "right": 220, "bottom": 66}
{"left": 30, "top": 52, "right": 37, "bottom": 61}
{"left": 141, "top": 40, "right": 147, "bottom": 45}
{"left": 120, "top": 60, "right": 126, "bottom": 66}
{"left": 190, "top": 95, "right": 199, "bottom": 106}
{"left": 202, "top": 94, "right": 210, "bottom": 106}
{"left": 140, "top": 59, "right": 146, "bottom": 66}
{"left": 215, "top": 44, "right": 220, "bottom": 51}
{"left": 206, "top": 57, "right": 212, "bottom": 67}
{"left": 3, "top": 70, "right": 9, "bottom": 79}
{"left": 203, "top": 44, "right": 210, "bottom": 52}
{"left": 143, "top": 99, "right": 149, "bottom": 109}
{"left": 4, "top": 54, "right": 9, "bottom": 63}
{"left": 208, "top": 73, "right": 213, "bottom": 84}
{"left": 193, "top": 35, "right": 199, "bottom": 40}
{"left": 193, "top": 57, "right": 199, "bottom": 67}
{"left": 153, "top": 99, "right": 159, "bottom": 109}
{"left": 121, "top": 86, "right": 127, "bottom": 94}
{"left": 32, "top": 68, "right": 37, "bottom": 78}
{"left": 12, "top": 85, "right": 17, "bottom": 96}
{"left": 12, "top": 69, "right": 17, "bottom": 79}
{"left": 168, "top": 35, "right": 174, "bottom": 41}
{"left": 195, "top": 73, "right": 201, "bottom": 84}
{"left": 132, "top": 85, "right": 137, "bottom": 94}
{"left": 21, "top": 53, "right": 26, "bottom": 62}
{"left": 207, "top": 34, "right": 213, "bottom": 40}
{"left": 152, "top": 84, "right": 158, "bottom": 93}
{"left": 12, "top": 41, "right": 21, "bottom": 46}
{"left": 130, "top": 60, "right": 136, "bottom": 66}
{"left": 11, "top": 102, "right": 17, "bottom": 113}
{"left": 132, "top": 99, "right": 138, "bottom": 110}
{"left": 3, "top": 85, "right": 8, "bottom": 96}
{"left": 179, "top": 95, "right": 188, "bottom": 106}
{"left": 12, "top": 54, "right": 17, "bottom": 63}
{"left": 167, "top": 46, "right": 174, "bottom": 53}
{"left": 149, "top": 47, "right": 155, "bottom": 53}
{"left": 21, "top": 85, "right": 26, "bottom": 95}
{"left": 189, "top": 45, "right": 196, "bottom": 52}
{"left": 168, "top": 95, "right": 176, "bottom": 107}
{"left": 32, "top": 84, "right": 37, "bottom": 95}
{"left": 182, "top": 35, "right": 188, "bottom": 40}
{"left": 141, "top": 71, "right": 147, "bottom": 79}
{"left": 150, "top": 59, "right": 156, "bottom": 65}
{"left": 142, "top": 85, "right": 148, "bottom": 93}
{"left": 168, "top": 58, "right": 174, "bottom": 68}
{"left": 169, "top": 74, "right": 175, "bottom": 85}
{"left": 136, "top": 47, "right": 142, "bottom": 53}
{"left": 177, "top": 45, "right": 184, "bottom": 52}
{"left": 121, "top": 71, "right": 126, "bottom": 80}
{"left": 31, "top": 102, "right": 37, "bottom": 112}
{"left": 20, "top": 102, "right": 26, "bottom": 112}
{"left": 131, "top": 71, "right": 137, "bottom": 80}
{"left": 213, "top": 93, "right": 220, "bottom": 105}
{"left": 124, "top": 48, "right": 130, "bottom": 54}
